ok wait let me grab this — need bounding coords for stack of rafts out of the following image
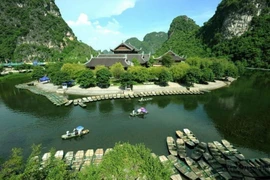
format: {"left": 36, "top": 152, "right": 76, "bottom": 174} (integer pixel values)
{"left": 162, "top": 128, "right": 270, "bottom": 180}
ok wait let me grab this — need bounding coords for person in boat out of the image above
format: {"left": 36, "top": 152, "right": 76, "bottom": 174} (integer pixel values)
{"left": 66, "top": 131, "right": 70, "bottom": 136}
{"left": 75, "top": 129, "right": 78, "bottom": 135}
{"left": 137, "top": 108, "right": 142, "bottom": 114}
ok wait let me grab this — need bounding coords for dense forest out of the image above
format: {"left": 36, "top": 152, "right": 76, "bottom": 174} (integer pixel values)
{"left": 199, "top": 0, "right": 270, "bottom": 68}
{"left": 0, "top": 0, "right": 269, "bottom": 68}
{"left": 0, "top": 0, "right": 96, "bottom": 63}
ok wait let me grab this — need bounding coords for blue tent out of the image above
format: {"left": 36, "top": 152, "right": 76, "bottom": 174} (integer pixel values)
{"left": 39, "top": 76, "right": 50, "bottom": 82}
{"left": 76, "top": 126, "right": 84, "bottom": 131}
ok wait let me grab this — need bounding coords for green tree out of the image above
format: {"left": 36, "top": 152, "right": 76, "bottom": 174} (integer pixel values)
{"left": 77, "top": 70, "right": 95, "bottom": 88}
{"left": 120, "top": 72, "right": 135, "bottom": 88}
{"left": 79, "top": 143, "right": 171, "bottom": 180}
{"left": 32, "top": 66, "right": 46, "bottom": 80}
{"left": 224, "top": 62, "right": 238, "bottom": 78}
{"left": 128, "top": 66, "right": 151, "bottom": 83}
{"left": 158, "top": 68, "right": 172, "bottom": 86}
{"left": 132, "top": 58, "right": 140, "bottom": 66}
{"left": 161, "top": 54, "right": 173, "bottom": 67}
{"left": 169, "top": 63, "right": 190, "bottom": 82}
{"left": 94, "top": 65, "right": 107, "bottom": 75}
{"left": 46, "top": 62, "right": 63, "bottom": 77}
{"left": 0, "top": 66, "right": 4, "bottom": 73}
{"left": 110, "top": 62, "right": 125, "bottom": 79}
{"left": 61, "top": 63, "right": 86, "bottom": 79}
{"left": 184, "top": 67, "right": 202, "bottom": 86}
{"left": 96, "top": 68, "right": 112, "bottom": 88}
{"left": 50, "top": 71, "right": 71, "bottom": 85}
{"left": 201, "top": 68, "right": 215, "bottom": 83}
{"left": 235, "top": 61, "right": 246, "bottom": 75}
{"left": 0, "top": 148, "right": 24, "bottom": 179}
{"left": 210, "top": 61, "right": 224, "bottom": 79}
{"left": 22, "top": 144, "right": 44, "bottom": 180}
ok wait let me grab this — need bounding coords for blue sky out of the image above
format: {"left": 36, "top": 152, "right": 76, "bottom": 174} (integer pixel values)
{"left": 55, "top": 0, "right": 222, "bottom": 51}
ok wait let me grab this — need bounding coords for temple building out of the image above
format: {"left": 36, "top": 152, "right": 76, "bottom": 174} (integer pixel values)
{"left": 153, "top": 50, "right": 186, "bottom": 66}
{"left": 85, "top": 42, "right": 150, "bottom": 69}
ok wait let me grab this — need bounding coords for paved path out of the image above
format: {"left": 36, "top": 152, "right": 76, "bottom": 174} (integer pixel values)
{"left": 35, "top": 79, "right": 234, "bottom": 96}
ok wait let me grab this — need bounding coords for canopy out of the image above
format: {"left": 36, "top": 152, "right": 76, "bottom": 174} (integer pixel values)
{"left": 76, "top": 126, "right": 84, "bottom": 131}
{"left": 39, "top": 76, "right": 50, "bottom": 82}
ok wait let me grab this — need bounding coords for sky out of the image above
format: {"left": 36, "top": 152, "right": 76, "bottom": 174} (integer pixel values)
{"left": 55, "top": 0, "right": 222, "bottom": 51}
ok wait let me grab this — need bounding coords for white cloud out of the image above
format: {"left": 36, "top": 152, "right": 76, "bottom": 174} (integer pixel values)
{"left": 67, "top": 14, "right": 130, "bottom": 50}
{"left": 67, "top": 13, "right": 91, "bottom": 26}
{"left": 90, "top": 0, "right": 137, "bottom": 19}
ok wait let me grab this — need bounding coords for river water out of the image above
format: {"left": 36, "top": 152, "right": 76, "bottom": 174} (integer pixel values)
{"left": 0, "top": 71, "right": 269, "bottom": 160}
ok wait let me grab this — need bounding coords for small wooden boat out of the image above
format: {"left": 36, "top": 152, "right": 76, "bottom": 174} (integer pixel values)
{"left": 174, "top": 158, "right": 198, "bottom": 180}
{"left": 72, "top": 150, "right": 84, "bottom": 171}
{"left": 105, "top": 148, "right": 113, "bottom": 155}
{"left": 64, "top": 151, "right": 74, "bottom": 167}
{"left": 208, "top": 142, "right": 226, "bottom": 165}
{"left": 65, "top": 100, "right": 73, "bottom": 106}
{"left": 81, "top": 149, "right": 94, "bottom": 170}
{"left": 213, "top": 141, "right": 239, "bottom": 162}
{"left": 183, "top": 128, "right": 199, "bottom": 144}
{"left": 185, "top": 157, "right": 209, "bottom": 179}
{"left": 138, "top": 97, "right": 153, "bottom": 102}
{"left": 197, "top": 159, "right": 222, "bottom": 179}
{"left": 54, "top": 150, "right": 64, "bottom": 160}
{"left": 78, "top": 102, "right": 86, "bottom": 108}
{"left": 225, "top": 160, "right": 244, "bottom": 179}
{"left": 221, "top": 139, "right": 245, "bottom": 160}
{"left": 159, "top": 155, "right": 169, "bottom": 164}
{"left": 166, "top": 136, "right": 178, "bottom": 156}
{"left": 176, "top": 138, "right": 186, "bottom": 159}
{"left": 73, "top": 99, "right": 78, "bottom": 106}
{"left": 41, "top": 152, "right": 51, "bottom": 167}
{"left": 170, "top": 174, "right": 182, "bottom": 180}
{"left": 167, "top": 155, "right": 180, "bottom": 175}
{"left": 191, "top": 142, "right": 207, "bottom": 161}
{"left": 130, "top": 107, "right": 148, "bottom": 117}
{"left": 61, "top": 126, "right": 89, "bottom": 139}
{"left": 176, "top": 130, "right": 195, "bottom": 147}
{"left": 93, "top": 148, "right": 104, "bottom": 165}
{"left": 203, "top": 152, "right": 232, "bottom": 180}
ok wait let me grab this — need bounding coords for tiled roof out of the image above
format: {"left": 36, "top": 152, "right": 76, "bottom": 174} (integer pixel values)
{"left": 154, "top": 50, "right": 185, "bottom": 62}
{"left": 85, "top": 57, "right": 131, "bottom": 68}
{"left": 85, "top": 53, "right": 150, "bottom": 68}
{"left": 112, "top": 42, "right": 140, "bottom": 52}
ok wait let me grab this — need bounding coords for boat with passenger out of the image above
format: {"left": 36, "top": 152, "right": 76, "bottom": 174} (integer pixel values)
{"left": 61, "top": 126, "right": 89, "bottom": 139}
{"left": 130, "top": 107, "right": 148, "bottom": 117}
{"left": 138, "top": 97, "right": 153, "bottom": 102}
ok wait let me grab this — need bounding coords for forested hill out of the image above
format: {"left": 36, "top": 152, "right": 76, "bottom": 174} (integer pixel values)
{"left": 125, "top": 32, "right": 167, "bottom": 54}
{"left": 155, "top": 15, "right": 207, "bottom": 58}
{"left": 0, "top": 0, "right": 96, "bottom": 63}
{"left": 199, "top": 0, "right": 270, "bottom": 68}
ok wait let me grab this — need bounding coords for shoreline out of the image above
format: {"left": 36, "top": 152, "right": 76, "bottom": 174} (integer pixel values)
{"left": 35, "top": 78, "right": 235, "bottom": 96}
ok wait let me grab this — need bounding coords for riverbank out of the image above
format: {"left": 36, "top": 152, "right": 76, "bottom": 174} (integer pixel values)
{"left": 34, "top": 78, "right": 235, "bottom": 96}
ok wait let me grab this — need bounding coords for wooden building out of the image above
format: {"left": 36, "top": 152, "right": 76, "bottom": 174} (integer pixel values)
{"left": 85, "top": 42, "right": 150, "bottom": 69}
{"left": 153, "top": 50, "right": 185, "bottom": 66}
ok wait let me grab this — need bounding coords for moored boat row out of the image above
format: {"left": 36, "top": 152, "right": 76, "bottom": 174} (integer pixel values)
{"left": 40, "top": 148, "right": 112, "bottom": 171}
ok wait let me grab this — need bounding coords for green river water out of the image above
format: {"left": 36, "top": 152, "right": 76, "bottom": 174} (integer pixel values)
{"left": 0, "top": 71, "right": 269, "bottom": 160}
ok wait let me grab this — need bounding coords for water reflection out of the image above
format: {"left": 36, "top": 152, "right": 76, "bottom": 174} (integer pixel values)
{"left": 0, "top": 71, "right": 269, "bottom": 160}
{"left": 204, "top": 71, "right": 270, "bottom": 153}
{"left": 98, "top": 100, "right": 113, "bottom": 114}
{"left": 0, "top": 77, "right": 72, "bottom": 118}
